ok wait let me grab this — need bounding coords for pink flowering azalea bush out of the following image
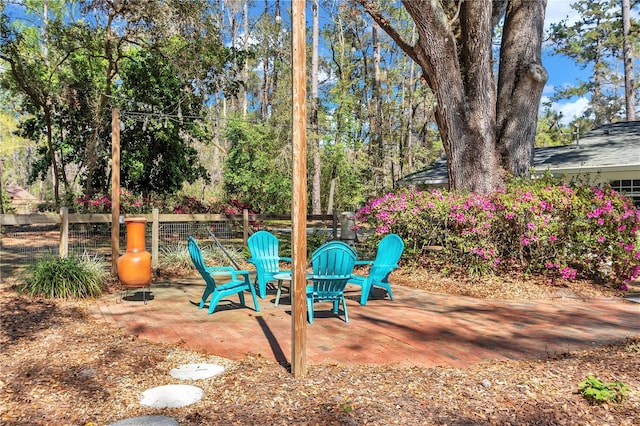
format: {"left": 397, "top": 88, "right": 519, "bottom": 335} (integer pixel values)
{"left": 355, "top": 174, "right": 640, "bottom": 288}
{"left": 76, "top": 189, "right": 152, "bottom": 214}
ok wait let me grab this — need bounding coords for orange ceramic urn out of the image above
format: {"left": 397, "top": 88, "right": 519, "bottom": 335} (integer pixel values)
{"left": 117, "top": 217, "right": 152, "bottom": 288}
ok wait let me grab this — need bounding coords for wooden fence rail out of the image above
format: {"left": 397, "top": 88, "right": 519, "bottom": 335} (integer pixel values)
{"left": 1, "top": 208, "right": 343, "bottom": 272}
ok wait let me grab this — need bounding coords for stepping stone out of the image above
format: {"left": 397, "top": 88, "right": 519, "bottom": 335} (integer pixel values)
{"left": 169, "top": 363, "right": 225, "bottom": 380}
{"left": 139, "top": 384, "right": 204, "bottom": 408}
{"left": 108, "top": 415, "right": 178, "bottom": 426}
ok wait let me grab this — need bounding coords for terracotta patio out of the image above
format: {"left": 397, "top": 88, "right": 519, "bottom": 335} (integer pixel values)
{"left": 93, "top": 277, "right": 640, "bottom": 368}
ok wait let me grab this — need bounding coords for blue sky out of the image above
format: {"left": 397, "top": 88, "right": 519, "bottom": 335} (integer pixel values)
{"left": 542, "top": 0, "right": 638, "bottom": 124}
{"left": 4, "top": 0, "right": 632, "bottom": 125}
{"left": 543, "top": 0, "right": 592, "bottom": 124}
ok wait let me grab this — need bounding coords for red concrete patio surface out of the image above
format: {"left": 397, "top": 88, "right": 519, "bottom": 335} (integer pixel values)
{"left": 93, "top": 277, "right": 640, "bottom": 368}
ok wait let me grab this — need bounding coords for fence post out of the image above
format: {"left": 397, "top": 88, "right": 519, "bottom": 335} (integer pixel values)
{"left": 59, "top": 207, "right": 68, "bottom": 258}
{"left": 243, "top": 209, "right": 249, "bottom": 244}
{"left": 332, "top": 210, "right": 338, "bottom": 240}
{"left": 152, "top": 208, "right": 159, "bottom": 268}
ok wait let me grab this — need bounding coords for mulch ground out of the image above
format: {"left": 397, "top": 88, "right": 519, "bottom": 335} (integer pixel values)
{"left": 1, "top": 262, "right": 639, "bottom": 425}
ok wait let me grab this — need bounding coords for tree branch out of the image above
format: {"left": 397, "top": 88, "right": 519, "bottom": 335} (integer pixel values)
{"left": 354, "top": 0, "right": 418, "bottom": 63}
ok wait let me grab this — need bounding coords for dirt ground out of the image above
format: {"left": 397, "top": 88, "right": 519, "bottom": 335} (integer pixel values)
{"left": 1, "top": 255, "right": 639, "bottom": 425}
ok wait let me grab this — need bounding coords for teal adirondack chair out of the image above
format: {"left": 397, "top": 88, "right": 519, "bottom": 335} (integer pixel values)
{"left": 247, "top": 231, "right": 292, "bottom": 299}
{"left": 307, "top": 240, "right": 357, "bottom": 323}
{"left": 188, "top": 237, "right": 260, "bottom": 314}
{"left": 349, "top": 234, "right": 405, "bottom": 306}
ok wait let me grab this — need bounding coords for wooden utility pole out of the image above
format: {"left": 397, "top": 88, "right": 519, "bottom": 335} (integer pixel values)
{"left": 111, "top": 108, "right": 121, "bottom": 276}
{"left": 291, "top": 0, "right": 308, "bottom": 378}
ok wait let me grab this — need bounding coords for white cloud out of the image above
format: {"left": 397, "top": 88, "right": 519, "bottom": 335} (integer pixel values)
{"left": 543, "top": 84, "right": 555, "bottom": 96}
{"left": 545, "top": 0, "right": 579, "bottom": 28}
{"left": 547, "top": 96, "right": 590, "bottom": 124}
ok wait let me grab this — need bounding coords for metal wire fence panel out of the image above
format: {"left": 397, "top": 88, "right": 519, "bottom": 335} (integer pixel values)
{"left": 1, "top": 225, "right": 59, "bottom": 264}
{"left": 68, "top": 223, "right": 114, "bottom": 259}
{"left": 0, "top": 213, "right": 339, "bottom": 272}
{"left": 1, "top": 220, "right": 240, "bottom": 270}
{"left": 158, "top": 221, "right": 233, "bottom": 249}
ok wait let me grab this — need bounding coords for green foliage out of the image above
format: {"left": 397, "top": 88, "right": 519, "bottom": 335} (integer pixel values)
{"left": 624, "top": 340, "right": 640, "bottom": 353}
{"left": 355, "top": 174, "right": 640, "bottom": 287}
{"left": 578, "top": 375, "right": 630, "bottom": 405}
{"left": 320, "top": 142, "right": 366, "bottom": 213}
{"left": 19, "top": 254, "right": 107, "bottom": 299}
{"left": 1, "top": 189, "right": 14, "bottom": 213}
{"left": 115, "top": 49, "right": 209, "bottom": 196}
{"left": 547, "top": 0, "right": 637, "bottom": 125}
{"left": 222, "top": 116, "right": 291, "bottom": 214}
{"left": 535, "top": 107, "right": 573, "bottom": 147}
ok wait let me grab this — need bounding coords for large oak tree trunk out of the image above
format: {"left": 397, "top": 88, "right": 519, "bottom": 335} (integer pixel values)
{"left": 496, "top": 0, "right": 548, "bottom": 177}
{"left": 358, "top": 0, "right": 548, "bottom": 193}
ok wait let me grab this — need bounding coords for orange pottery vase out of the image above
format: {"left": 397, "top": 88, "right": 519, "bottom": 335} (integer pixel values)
{"left": 117, "top": 217, "right": 152, "bottom": 288}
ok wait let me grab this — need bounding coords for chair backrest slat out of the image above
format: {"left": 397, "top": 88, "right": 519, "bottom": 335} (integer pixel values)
{"left": 247, "top": 231, "right": 282, "bottom": 273}
{"left": 310, "top": 241, "right": 356, "bottom": 300}
{"left": 369, "top": 234, "right": 404, "bottom": 281}
{"left": 188, "top": 236, "right": 217, "bottom": 288}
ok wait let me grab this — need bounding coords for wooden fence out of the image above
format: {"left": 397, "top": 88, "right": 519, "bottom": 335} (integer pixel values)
{"left": 0, "top": 208, "right": 350, "bottom": 272}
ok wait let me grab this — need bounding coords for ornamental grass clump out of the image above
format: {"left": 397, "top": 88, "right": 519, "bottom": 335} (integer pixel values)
{"left": 19, "top": 255, "right": 108, "bottom": 299}
{"left": 355, "top": 173, "right": 640, "bottom": 288}
{"left": 160, "top": 242, "right": 247, "bottom": 277}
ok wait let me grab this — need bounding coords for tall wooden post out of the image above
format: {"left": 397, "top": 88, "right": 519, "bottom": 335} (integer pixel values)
{"left": 111, "top": 108, "right": 121, "bottom": 276}
{"left": 291, "top": 0, "right": 308, "bottom": 378}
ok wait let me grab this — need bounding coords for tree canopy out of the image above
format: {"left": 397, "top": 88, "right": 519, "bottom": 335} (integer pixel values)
{"left": 0, "top": 0, "right": 636, "bottom": 212}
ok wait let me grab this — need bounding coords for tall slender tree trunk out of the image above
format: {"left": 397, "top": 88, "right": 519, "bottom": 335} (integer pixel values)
{"left": 369, "top": 22, "right": 384, "bottom": 190}
{"left": 405, "top": 26, "right": 416, "bottom": 173}
{"left": 242, "top": 0, "right": 249, "bottom": 117}
{"left": 310, "top": 0, "right": 322, "bottom": 214}
{"left": 621, "top": 0, "right": 636, "bottom": 121}
{"left": 42, "top": 1, "right": 60, "bottom": 205}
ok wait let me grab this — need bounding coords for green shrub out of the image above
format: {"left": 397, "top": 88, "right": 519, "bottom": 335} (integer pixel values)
{"left": 578, "top": 375, "right": 630, "bottom": 404}
{"left": 19, "top": 255, "right": 108, "bottom": 298}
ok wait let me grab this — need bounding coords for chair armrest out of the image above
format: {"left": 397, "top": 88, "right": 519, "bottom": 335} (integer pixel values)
{"left": 205, "top": 266, "right": 235, "bottom": 274}
{"left": 354, "top": 260, "right": 374, "bottom": 266}
{"left": 207, "top": 266, "right": 250, "bottom": 280}
{"left": 279, "top": 257, "right": 292, "bottom": 262}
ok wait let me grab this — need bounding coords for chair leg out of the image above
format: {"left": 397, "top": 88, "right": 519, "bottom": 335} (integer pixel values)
{"left": 385, "top": 284, "right": 394, "bottom": 301}
{"left": 275, "top": 279, "right": 283, "bottom": 306}
{"left": 199, "top": 285, "right": 215, "bottom": 310}
{"left": 359, "top": 282, "right": 372, "bottom": 306}
{"left": 376, "top": 282, "right": 394, "bottom": 301}
{"left": 307, "top": 297, "right": 314, "bottom": 324}
{"left": 208, "top": 292, "right": 222, "bottom": 314}
{"left": 342, "top": 296, "right": 349, "bottom": 323}
{"left": 258, "top": 279, "right": 266, "bottom": 299}
{"left": 238, "top": 290, "right": 246, "bottom": 307}
{"left": 246, "top": 277, "right": 261, "bottom": 312}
